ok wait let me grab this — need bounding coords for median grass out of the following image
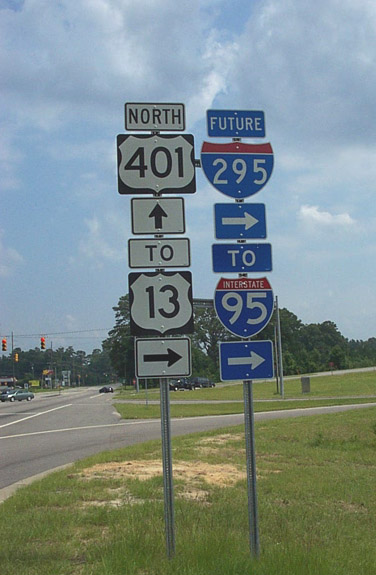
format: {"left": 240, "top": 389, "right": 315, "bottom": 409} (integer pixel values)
{"left": 1, "top": 407, "right": 376, "bottom": 574}
{"left": 114, "top": 370, "right": 376, "bottom": 419}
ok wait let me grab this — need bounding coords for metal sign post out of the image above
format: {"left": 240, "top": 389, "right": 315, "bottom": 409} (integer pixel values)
{"left": 243, "top": 379, "right": 260, "bottom": 558}
{"left": 160, "top": 378, "right": 175, "bottom": 558}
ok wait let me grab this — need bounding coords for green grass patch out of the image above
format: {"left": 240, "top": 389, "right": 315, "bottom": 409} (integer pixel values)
{"left": 117, "top": 369, "right": 376, "bottom": 403}
{"left": 1, "top": 407, "right": 376, "bottom": 574}
{"left": 114, "top": 397, "right": 376, "bottom": 419}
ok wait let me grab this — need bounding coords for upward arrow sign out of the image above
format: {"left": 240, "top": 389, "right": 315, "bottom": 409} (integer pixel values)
{"left": 149, "top": 204, "right": 168, "bottom": 229}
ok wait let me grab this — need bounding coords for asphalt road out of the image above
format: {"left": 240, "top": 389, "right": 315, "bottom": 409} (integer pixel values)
{"left": 1, "top": 387, "right": 375, "bottom": 501}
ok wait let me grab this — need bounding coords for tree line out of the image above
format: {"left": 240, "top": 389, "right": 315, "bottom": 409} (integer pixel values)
{"left": 102, "top": 295, "right": 376, "bottom": 383}
{"left": 2, "top": 296, "right": 375, "bottom": 386}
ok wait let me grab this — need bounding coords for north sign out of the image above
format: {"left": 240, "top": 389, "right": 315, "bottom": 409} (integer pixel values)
{"left": 117, "top": 134, "right": 196, "bottom": 195}
{"left": 131, "top": 197, "right": 185, "bottom": 235}
{"left": 125, "top": 102, "right": 185, "bottom": 131}
{"left": 128, "top": 271, "right": 193, "bottom": 336}
{"left": 212, "top": 243, "right": 272, "bottom": 273}
{"left": 201, "top": 141, "right": 273, "bottom": 198}
{"left": 207, "top": 109, "right": 265, "bottom": 138}
{"left": 128, "top": 238, "right": 190, "bottom": 268}
{"left": 135, "top": 337, "right": 191, "bottom": 378}
{"left": 214, "top": 203, "right": 266, "bottom": 239}
{"left": 219, "top": 340, "right": 274, "bottom": 381}
{"left": 214, "top": 277, "right": 274, "bottom": 338}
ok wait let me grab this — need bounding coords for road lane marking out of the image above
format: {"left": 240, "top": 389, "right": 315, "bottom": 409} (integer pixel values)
{"left": 0, "top": 404, "right": 72, "bottom": 430}
{"left": 0, "top": 419, "right": 158, "bottom": 440}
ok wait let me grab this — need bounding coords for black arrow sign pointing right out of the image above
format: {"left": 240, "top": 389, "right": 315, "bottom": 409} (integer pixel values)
{"left": 144, "top": 348, "right": 182, "bottom": 367}
{"left": 149, "top": 204, "right": 168, "bottom": 229}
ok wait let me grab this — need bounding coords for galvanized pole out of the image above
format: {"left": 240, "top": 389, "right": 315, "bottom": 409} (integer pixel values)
{"left": 243, "top": 379, "right": 260, "bottom": 558}
{"left": 275, "top": 296, "right": 284, "bottom": 398}
{"left": 160, "top": 377, "right": 175, "bottom": 558}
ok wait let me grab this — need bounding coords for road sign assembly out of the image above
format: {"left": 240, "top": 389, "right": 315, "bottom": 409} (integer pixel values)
{"left": 117, "top": 134, "right": 196, "bottom": 195}
{"left": 212, "top": 243, "right": 272, "bottom": 273}
{"left": 214, "top": 203, "right": 266, "bottom": 239}
{"left": 214, "top": 277, "right": 274, "bottom": 338}
{"left": 207, "top": 110, "right": 265, "bottom": 138}
{"left": 219, "top": 340, "right": 274, "bottom": 381}
{"left": 125, "top": 102, "right": 185, "bottom": 131}
{"left": 201, "top": 141, "right": 273, "bottom": 198}
{"left": 131, "top": 197, "right": 185, "bottom": 235}
{"left": 135, "top": 337, "right": 191, "bottom": 378}
{"left": 128, "top": 271, "right": 193, "bottom": 336}
{"left": 128, "top": 238, "right": 190, "bottom": 268}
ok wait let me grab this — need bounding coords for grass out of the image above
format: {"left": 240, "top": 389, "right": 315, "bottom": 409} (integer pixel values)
{"left": 113, "top": 370, "right": 376, "bottom": 419}
{"left": 1, "top": 407, "right": 376, "bottom": 574}
{"left": 119, "top": 369, "right": 376, "bottom": 402}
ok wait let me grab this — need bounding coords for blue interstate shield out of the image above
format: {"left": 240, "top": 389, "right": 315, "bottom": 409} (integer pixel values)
{"left": 214, "top": 277, "right": 274, "bottom": 338}
{"left": 201, "top": 141, "right": 273, "bottom": 198}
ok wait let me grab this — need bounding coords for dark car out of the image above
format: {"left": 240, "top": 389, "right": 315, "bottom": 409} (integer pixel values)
{"left": 169, "top": 378, "right": 193, "bottom": 391}
{"left": 191, "top": 377, "right": 216, "bottom": 388}
{"left": 99, "top": 386, "right": 114, "bottom": 393}
{"left": 1, "top": 389, "right": 34, "bottom": 402}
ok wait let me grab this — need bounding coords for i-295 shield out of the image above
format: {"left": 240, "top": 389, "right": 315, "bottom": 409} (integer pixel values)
{"left": 201, "top": 141, "right": 273, "bottom": 198}
{"left": 214, "top": 277, "right": 274, "bottom": 338}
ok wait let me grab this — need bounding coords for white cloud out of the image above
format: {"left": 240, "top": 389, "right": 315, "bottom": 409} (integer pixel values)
{"left": 299, "top": 205, "right": 355, "bottom": 228}
{"left": 0, "top": 229, "right": 23, "bottom": 276}
{"left": 78, "top": 213, "right": 126, "bottom": 265}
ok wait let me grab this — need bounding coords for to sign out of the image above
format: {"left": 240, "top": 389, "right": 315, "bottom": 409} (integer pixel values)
{"left": 125, "top": 103, "right": 185, "bottom": 131}
{"left": 131, "top": 197, "right": 185, "bottom": 235}
{"left": 212, "top": 243, "right": 272, "bottom": 273}
{"left": 128, "top": 238, "right": 190, "bottom": 268}
{"left": 201, "top": 141, "right": 273, "bottom": 198}
{"left": 219, "top": 340, "right": 274, "bottom": 381}
{"left": 214, "top": 203, "right": 266, "bottom": 239}
{"left": 207, "top": 110, "right": 265, "bottom": 138}
{"left": 214, "top": 277, "right": 274, "bottom": 338}
{"left": 135, "top": 337, "right": 191, "bottom": 378}
{"left": 117, "top": 134, "right": 196, "bottom": 194}
{"left": 128, "top": 271, "right": 193, "bottom": 336}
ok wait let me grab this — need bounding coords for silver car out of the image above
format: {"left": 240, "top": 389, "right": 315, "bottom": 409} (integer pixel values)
{"left": 1, "top": 389, "right": 34, "bottom": 402}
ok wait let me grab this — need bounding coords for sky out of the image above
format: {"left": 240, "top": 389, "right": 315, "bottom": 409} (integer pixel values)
{"left": 1, "top": 0, "right": 376, "bottom": 354}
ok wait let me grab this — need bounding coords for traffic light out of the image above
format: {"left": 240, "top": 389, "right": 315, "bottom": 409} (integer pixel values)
{"left": 14, "top": 353, "right": 19, "bottom": 362}
{"left": 2, "top": 338, "right": 7, "bottom": 351}
{"left": 40, "top": 337, "right": 46, "bottom": 350}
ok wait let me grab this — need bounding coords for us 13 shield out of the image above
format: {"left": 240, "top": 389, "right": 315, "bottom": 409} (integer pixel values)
{"left": 214, "top": 277, "right": 274, "bottom": 338}
{"left": 201, "top": 141, "right": 273, "bottom": 198}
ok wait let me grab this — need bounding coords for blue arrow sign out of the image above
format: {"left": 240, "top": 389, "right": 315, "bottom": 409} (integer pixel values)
{"left": 214, "top": 203, "right": 266, "bottom": 239}
{"left": 219, "top": 341, "right": 274, "bottom": 381}
{"left": 201, "top": 141, "right": 274, "bottom": 198}
{"left": 214, "top": 277, "right": 274, "bottom": 338}
{"left": 212, "top": 243, "right": 272, "bottom": 273}
{"left": 207, "top": 110, "right": 265, "bottom": 138}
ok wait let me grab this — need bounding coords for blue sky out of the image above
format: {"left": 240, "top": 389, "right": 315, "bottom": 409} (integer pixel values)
{"left": 1, "top": 0, "right": 376, "bottom": 353}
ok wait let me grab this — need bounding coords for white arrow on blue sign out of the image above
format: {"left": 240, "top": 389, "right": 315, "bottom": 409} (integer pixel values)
{"left": 201, "top": 141, "right": 273, "bottom": 198}
{"left": 214, "top": 277, "right": 274, "bottom": 338}
{"left": 219, "top": 340, "right": 274, "bottom": 381}
{"left": 214, "top": 203, "right": 266, "bottom": 239}
{"left": 212, "top": 243, "right": 272, "bottom": 273}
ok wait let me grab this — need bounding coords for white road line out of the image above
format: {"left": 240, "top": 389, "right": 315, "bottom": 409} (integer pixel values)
{"left": 0, "top": 419, "right": 156, "bottom": 440}
{"left": 0, "top": 404, "right": 72, "bottom": 430}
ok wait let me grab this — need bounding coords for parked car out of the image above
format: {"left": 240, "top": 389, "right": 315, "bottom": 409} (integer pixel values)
{"left": 169, "top": 378, "right": 193, "bottom": 391}
{"left": 99, "top": 386, "right": 114, "bottom": 393}
{"left": 1, "top": 389, "right": 34, "bottom": 402}
{"left": 169, "top": 380, "right": 180, "bottom": 391}
{"left": 191, "top": 377, "right": 216, "bottom": 388}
